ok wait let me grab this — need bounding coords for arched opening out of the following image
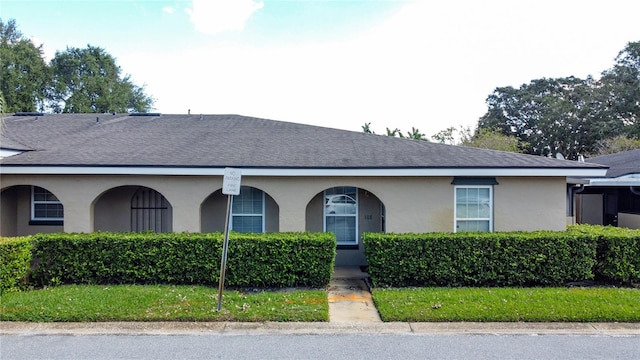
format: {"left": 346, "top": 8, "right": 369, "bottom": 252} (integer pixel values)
{"left": 0, "top": 185, "right": 64, "bottom": 236}
{"left": 93, "top": 186, "right": 172, "bottom": 232}
{"left": 200, "top": 186, "right": 279, "bottom": 233}
{"left": 306, "top": 186, "right": 385, "bottom": 266}
{"left": 130, "top": 188, "right": 171, "bottom": 232}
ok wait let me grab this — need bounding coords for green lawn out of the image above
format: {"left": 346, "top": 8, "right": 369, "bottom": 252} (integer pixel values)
{"left": 3, "top": 285, "right": 639, "bottom": 323}
{"left": 373, "top": 287, "right": 640, "bottom": 322}
{"left": 0, "top": 285, "right": 328, "bottom": 322}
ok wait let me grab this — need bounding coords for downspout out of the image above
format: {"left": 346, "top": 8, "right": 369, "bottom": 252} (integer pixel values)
{"left": 631, "top": 186, "right": 640, "bottom": 196}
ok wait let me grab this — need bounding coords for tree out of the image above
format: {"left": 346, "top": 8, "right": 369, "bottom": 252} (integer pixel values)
{"left": 0, "top": 18, "right": 49, "bottom": 112}
{"left": 361, "top": 122, "right": 374, "bottom": 134}
{"left": 478, "top": 76, "right": 620, "bottom": 160}
{"left": 598, "top": 41, "right": 640, "bottom": 138}
{"left": 49, "top": 45, "right": 154, "bottom": 113}
{"left": 461, "top": 127, "right": 525, "bottom": 153}
{"left": 477, "top": 42, "right": 640, "bottom": 160}
{"left": 360, "top": 123, "right": 428, "bottom": 141}
{"left": 595, "top": 135, "right": 640, "bottom": 155}
{"left": 385, "top": 127, "right": 403, "bottom": 137}
{"left": 405, "top": 127, "right": 426, "bottom": 140}
{"left": 431, "top": 126, "right": 457, "bottom": 144}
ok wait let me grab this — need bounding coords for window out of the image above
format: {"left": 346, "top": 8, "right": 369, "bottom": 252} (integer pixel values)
{"left": 31, "top": 186, "right": 63, "bottom": 223}
{"left": 454, "top": 186, "right": 493, "bottom": 232}
{"left": 324, "top": 187, "right": 358, "bottom": 246}
{"left": 131, "top": 188, "right": 170, "bottom": 232}
{"left": 231, "top": 186, "right": 265, "bottom": 233}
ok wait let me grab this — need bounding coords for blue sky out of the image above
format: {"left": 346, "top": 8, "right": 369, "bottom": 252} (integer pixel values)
{"left": 3, "top": 0, "right": 640, "bottom": 137}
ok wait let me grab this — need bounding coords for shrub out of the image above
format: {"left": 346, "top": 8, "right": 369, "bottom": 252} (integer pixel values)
{"left": 568, "top": 225, "right": 640, "bottom": 285}
{"left": 363, "top": 231, "right": 597, "bottom": 287}
{"left": 0, "top": 237, "right": 33, "bottom": 294}
{"left": 226, "top": 232, "right": 336, "bottom": 287}
{"left": 29, "top": 232, "right": 335, "bottom": 288}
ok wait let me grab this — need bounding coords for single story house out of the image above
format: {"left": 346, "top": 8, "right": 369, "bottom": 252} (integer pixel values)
{"left": 0, "top": 113, "right": 607, "bottom": 266}
{"left": 574, "top": 149, "right": 640, "bottom": 229}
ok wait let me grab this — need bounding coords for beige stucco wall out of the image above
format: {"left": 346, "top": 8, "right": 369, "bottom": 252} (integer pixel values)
{"left": 494, "top": 177, "right": 568, "bottom": 231}
{"left": 1, "top": 174, "right": 571, "bottom": 264}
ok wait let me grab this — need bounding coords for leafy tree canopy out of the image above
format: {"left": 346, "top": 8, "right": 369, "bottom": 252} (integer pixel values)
{"left": 365, "top": 42, "right": 640, "bottom": 157}
{"left": 49, "top": 45, "right": 154, "bottom": 113}
{"left": 0, "top": 18, "right": 49, "bottom": 112}
{"left": 460, "top": 127, "right": 525, "bottom": 153}
{"left": 431, "top": 126, "right": 525, "bottom": 153}
{"left": 595, "top": 135, "right": 640, "bottom": 155}
{"left": 478, "top": 41, "right": 640, "bottom": 159}
{"left": 0, "top": 18, "right": 154, "bottom": 114}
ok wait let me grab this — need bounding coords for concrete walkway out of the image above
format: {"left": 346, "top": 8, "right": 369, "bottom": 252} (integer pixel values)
{"left": 328, "top": 267, "right": 381, "bottom": 323}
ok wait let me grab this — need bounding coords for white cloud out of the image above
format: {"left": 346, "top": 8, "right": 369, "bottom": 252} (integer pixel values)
{"left": 120, "top": 0, "right": 640, "bottom": 137}
{"left": 185, "top": 0, "right": 264, "bottom": 35}
{"left": 162, "top": 6, "right": 175, "bottom": 15}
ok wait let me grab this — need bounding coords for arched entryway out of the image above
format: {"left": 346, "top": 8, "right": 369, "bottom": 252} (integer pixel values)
{"left": 0, "top": 185, "right": 64, "bottom": 236}
{"left": 306, "top": 186, "right": 385, "bottom": 266}
{"left": 93, "top": 186, "right": 173, "bottom": 232}
{"left": 200, "top": 186, "right": 279, "bottom": 233}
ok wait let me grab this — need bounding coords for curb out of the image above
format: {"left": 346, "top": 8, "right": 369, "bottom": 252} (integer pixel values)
{"left": 2, "top": 321, "right": 639, "bottom": 336}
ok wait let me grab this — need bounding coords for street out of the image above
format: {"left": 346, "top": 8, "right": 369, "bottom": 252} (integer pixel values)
{"left": 2, "top": 334, "right": 638, "bottom": 360}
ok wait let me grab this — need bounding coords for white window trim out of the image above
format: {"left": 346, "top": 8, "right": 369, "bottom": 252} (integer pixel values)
{"left": 454, "top": 185, "right": 493, "bottom": 232}
{"left": 230, "top": 188, "right": 266, "bottom": 233}
{"left": 323, "top": 188, "right": 359, "bottom": 246}
{"left": 31, "top": 186, "right": 64, "bottom": 221}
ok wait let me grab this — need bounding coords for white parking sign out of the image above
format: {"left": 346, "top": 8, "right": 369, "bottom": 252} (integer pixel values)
{"left": 222, "top": 168, "right": 242, "bottom": 195}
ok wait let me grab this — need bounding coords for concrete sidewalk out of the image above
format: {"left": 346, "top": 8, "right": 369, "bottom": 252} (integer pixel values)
{"left": 2, "top": 321, "right": 639, "bottom": 336}
{"left": 1, "top": 267, "right": 639, "bottom": 336}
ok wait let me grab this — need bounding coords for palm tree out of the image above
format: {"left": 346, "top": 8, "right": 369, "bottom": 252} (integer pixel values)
{"left": 405, "top": 127, "right": 426, "bottom": 140}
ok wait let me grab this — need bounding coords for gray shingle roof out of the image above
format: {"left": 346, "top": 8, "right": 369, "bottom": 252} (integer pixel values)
{"left": 1, "top": 113, "right": 606, "bottom": 170}
{"left": 585, "top": 150, "right": 640, "bottom": 178}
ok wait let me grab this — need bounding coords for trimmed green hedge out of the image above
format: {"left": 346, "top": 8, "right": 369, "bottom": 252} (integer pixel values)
{"left": 0, "top": 237, "right": 33, "bottom": 294}
{"left": 568, "top": 225, "right": 640, "bottom": 285}
{"left": 26, "top": 232, "right": 335, "bottom": 288}
{"left": 364, "top": 231, "right": 598, "bottom": 287}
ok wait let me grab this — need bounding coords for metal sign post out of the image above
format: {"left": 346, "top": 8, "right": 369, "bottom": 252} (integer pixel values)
{"left": 217, "top": 168, "right": 241, "bottom": 311}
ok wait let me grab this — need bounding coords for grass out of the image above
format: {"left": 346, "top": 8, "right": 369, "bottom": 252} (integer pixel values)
{"left": 0, "top": 285, "right": 328, "bottom": 322}
{"left": 3, "top": 285, "right": 639, "bottom": 323}
{"left": 373, "top": 287, "right": 640, "bottom": 322}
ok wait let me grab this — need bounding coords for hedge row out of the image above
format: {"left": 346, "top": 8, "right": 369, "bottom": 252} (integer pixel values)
{"left": 364, "top": 225, "right": 640, "bottom": 287}
{"left": 0, "top": 237, "right": 32, "bottom": 294}
{"left": 1, "top": 232, "right": 336, "bottom": 292}
{"left": 567, "top": 225, "right": 640, "bottom": 285}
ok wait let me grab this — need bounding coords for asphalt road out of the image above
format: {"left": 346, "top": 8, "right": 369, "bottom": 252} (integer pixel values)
{"left": 2, "top": 333, "right": 639, "bottom": 360}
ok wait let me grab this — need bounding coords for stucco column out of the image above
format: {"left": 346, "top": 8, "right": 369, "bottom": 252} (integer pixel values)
{"left": 278, "top": 202, "right": 307, "bottom": 232}
{"left": 171, "top": 203, "right": 200, "bottom": 232}
{"left": 56, "top": 189, "right": 94, "bottom": 233}
{"left": 157, "top": 177, "right": 223, "bottom": 233}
